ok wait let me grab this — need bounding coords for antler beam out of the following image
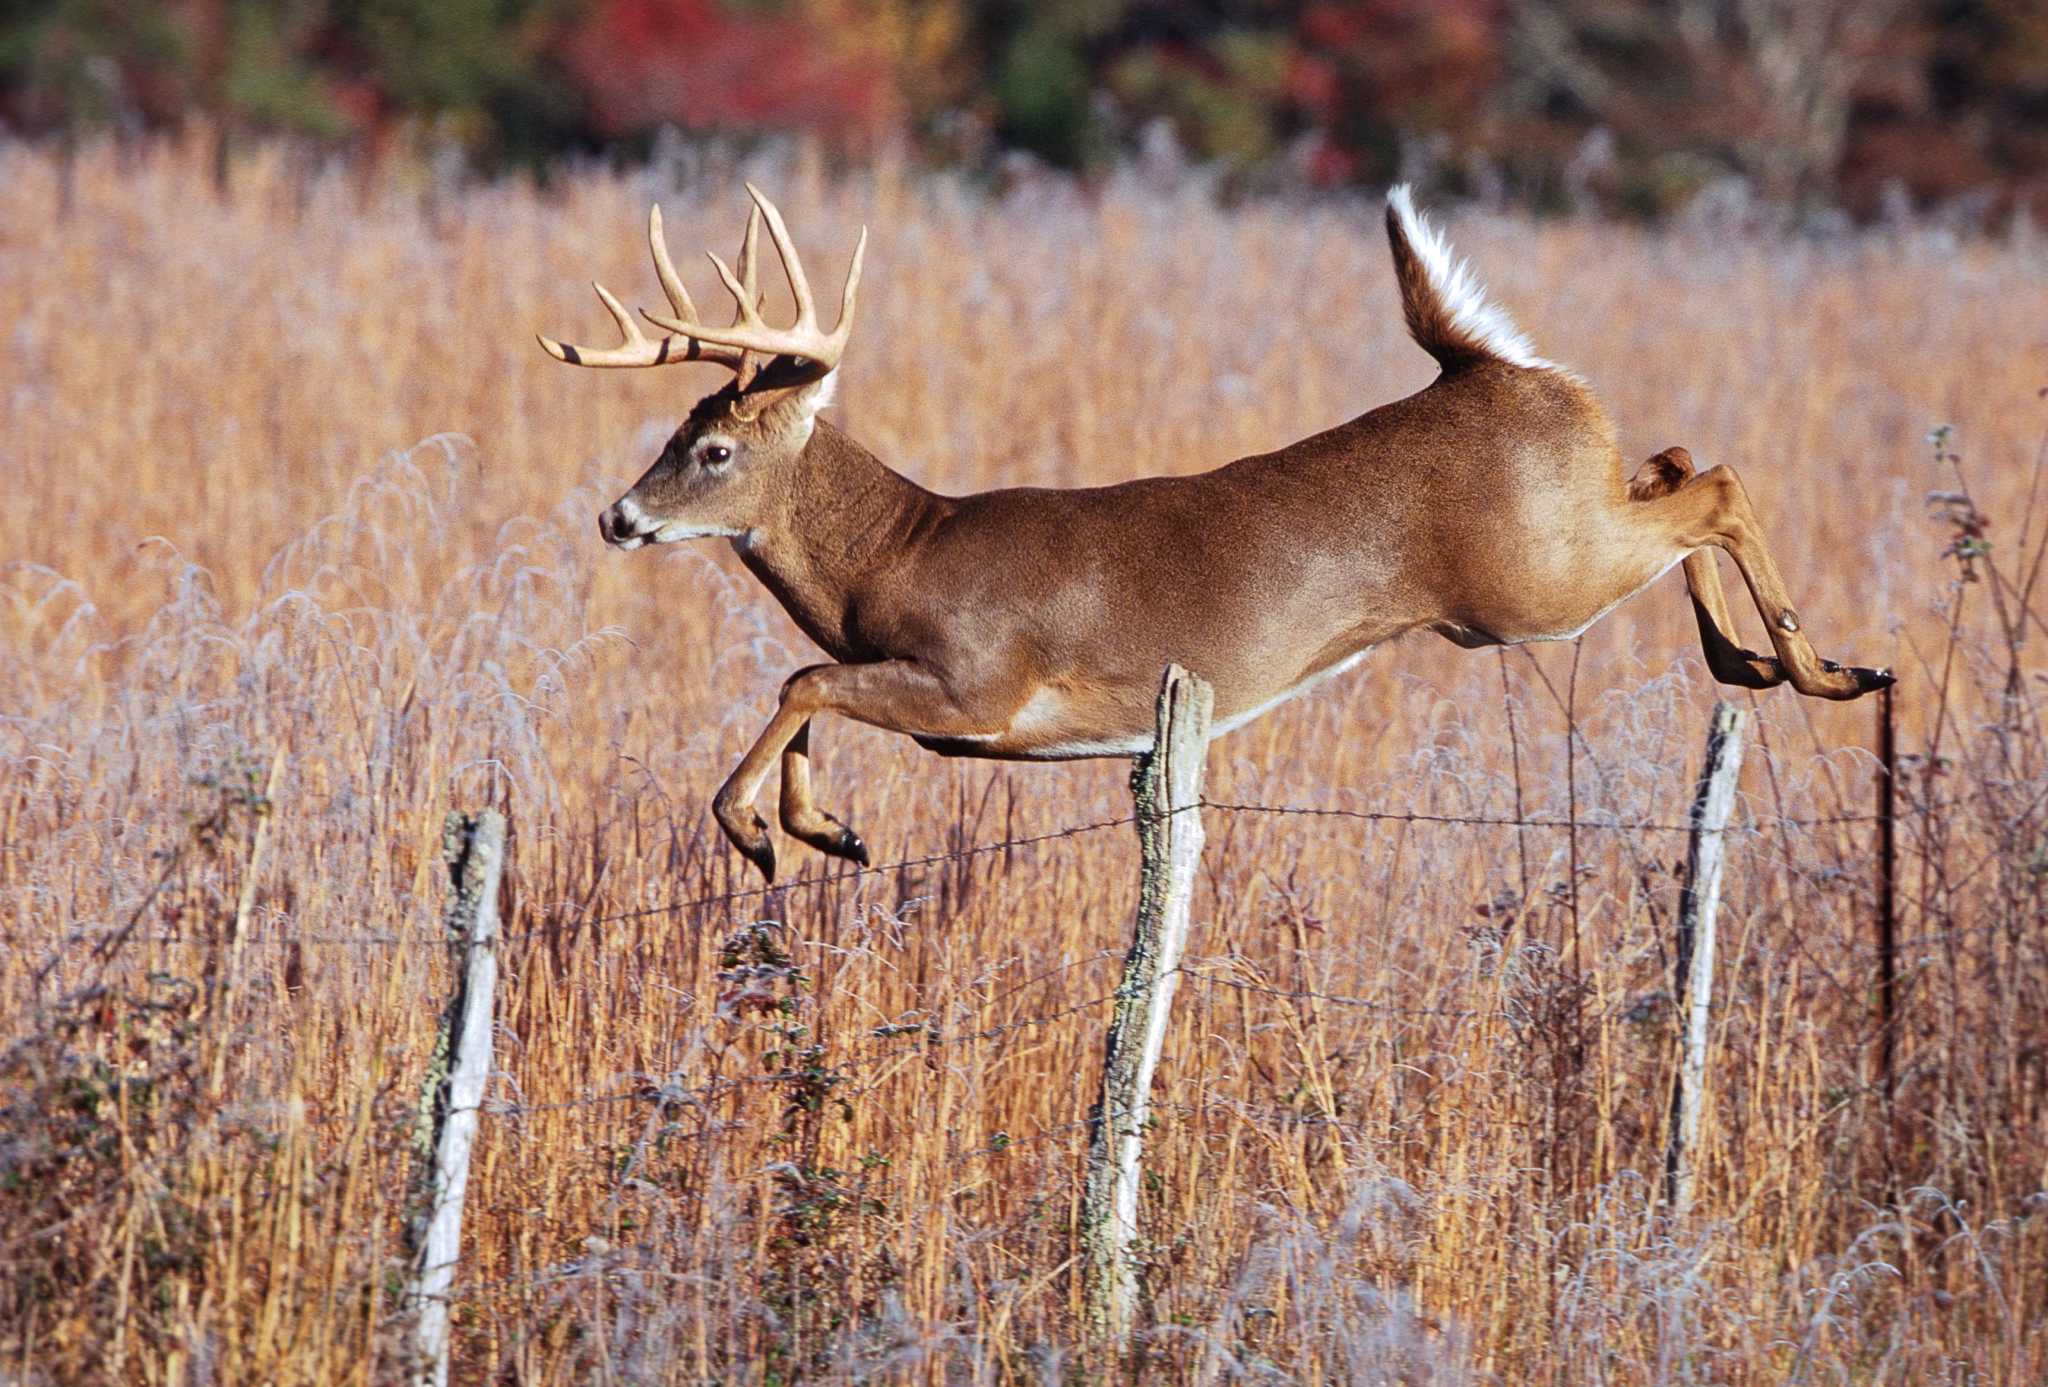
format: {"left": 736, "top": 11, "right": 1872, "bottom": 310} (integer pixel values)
{"left": 538, "top": 189, "right": 864, "bottom": 391}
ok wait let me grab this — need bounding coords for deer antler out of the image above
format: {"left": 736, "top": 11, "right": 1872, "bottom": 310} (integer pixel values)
{"left": 537, "top": 205, "right": 759, "bottom": 372}
{"left": 640, "top": 184, "right": 867, "bottom": 391}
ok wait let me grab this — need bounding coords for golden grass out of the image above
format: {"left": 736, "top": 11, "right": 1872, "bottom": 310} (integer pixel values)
{"left": 3, "top": 135, "right": 2045, "bottom": 1383}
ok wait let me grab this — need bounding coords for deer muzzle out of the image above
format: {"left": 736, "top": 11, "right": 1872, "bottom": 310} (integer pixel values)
{"left": 599, "top": 495, "right": 657, "bottom": 550}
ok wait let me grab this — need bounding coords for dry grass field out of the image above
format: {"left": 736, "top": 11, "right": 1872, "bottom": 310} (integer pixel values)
{"left": 3, "top": 136, "right": 2045, "bottom": 1383}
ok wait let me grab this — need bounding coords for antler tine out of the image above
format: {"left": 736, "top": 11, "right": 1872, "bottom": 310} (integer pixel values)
{"left": 536, "top": 279, "right": 669, "bottom": 368}
{"left": 648, "top": 205, "right": 699, "bottom": 323}
{"left": 736, "top": 204, "right": 762, "bottom": 323}
{"left": 837, "top": 226, "right": 868, "bottom": 337}
{"left": 639, "top": 189, "right": 868, "bottom": 381}
{"left": 703, "top": 250, "right": 760, "bottom": 326}
{"left": 746, "top": 183, "right": 816, "bottom": 329}
{"left": 692, "top": 204, "right": 767, "bottom": 332}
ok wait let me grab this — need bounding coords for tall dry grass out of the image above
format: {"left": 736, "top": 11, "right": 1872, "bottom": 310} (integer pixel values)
{"left": 2, "top": 135, "right": 2045, "bottom": 1383}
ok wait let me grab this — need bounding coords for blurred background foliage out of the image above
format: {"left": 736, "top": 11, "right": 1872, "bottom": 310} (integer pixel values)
{"left": 1, "top": 0, "right": 2043, "bottom": 218}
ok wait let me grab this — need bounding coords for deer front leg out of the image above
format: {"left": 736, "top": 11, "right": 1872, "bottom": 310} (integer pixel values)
{"left": 714, "top": 660, "right": 1010, "bottom": 881}
{"left": 1630, "top": 448, "right": 1784, "bottom": 688}
{"left": 1648, "top": 462, "right": 1892, "bottom": 700}
{"left": 779, "top": 720, "right": 869, "bottom": 867}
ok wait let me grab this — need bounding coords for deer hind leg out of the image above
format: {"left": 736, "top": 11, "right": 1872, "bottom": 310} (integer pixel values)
{"left": 1630, "top": 448, "right": 1783, "bottom": 689}
{"left": 778, "top": 720, "right": 869, "bottom": 867}
{"left": 1638, "top": 455, "right": 1892, "bottom": 700}
{"left": 715, "top": 660, "right": 1008, "bottom": 881}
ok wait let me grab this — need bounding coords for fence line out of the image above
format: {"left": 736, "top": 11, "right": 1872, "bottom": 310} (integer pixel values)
{"left": 1200, "top": 800, "right": 1887, "bottom": 832}
{"left": 35, "top": 789, "right": 1933, "bottom": 963}
{"left": 25, "top": 706, "right": 1939, "bottom": 1145}
{"left": 523, "top": 794, "right": 1903, "bottom": 940}
{"left": 15, "top": 684, "right": 2004, "bottom": 1371}
{"left": 284, "top": 681, "right": 1925, "bottom": 1348}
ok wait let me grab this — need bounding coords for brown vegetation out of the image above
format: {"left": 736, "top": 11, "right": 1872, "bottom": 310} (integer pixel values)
{"left": 2, "top": 137, "right": 2044, "bottom": 1382}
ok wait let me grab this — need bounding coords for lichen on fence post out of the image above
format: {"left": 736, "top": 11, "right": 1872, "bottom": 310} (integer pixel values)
{"left": 1081, "top": 664, "right": 1213, "bottom": 1345}
{"left": 1664, "top": 702, "right": 1748, "bottom": 1217}
{"left": 409, "top": 809, "right": 508, "bottom": 1387}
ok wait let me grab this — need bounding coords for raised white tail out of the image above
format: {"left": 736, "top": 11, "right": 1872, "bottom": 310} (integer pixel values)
{"left": 1384, "top": 185, "right": 1552, "bottom": 371}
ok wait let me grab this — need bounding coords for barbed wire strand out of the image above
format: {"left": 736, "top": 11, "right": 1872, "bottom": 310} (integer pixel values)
{"left": 554, "top": 796, "right": 1895, "bottom": 937}
{"left": 30, "top": 790, "right": 1927, "bottom": 957}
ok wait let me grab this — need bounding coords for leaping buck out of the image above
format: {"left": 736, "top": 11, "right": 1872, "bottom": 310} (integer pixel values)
{"left": 541, "top": 185, "right": 1892, "bottom": 880}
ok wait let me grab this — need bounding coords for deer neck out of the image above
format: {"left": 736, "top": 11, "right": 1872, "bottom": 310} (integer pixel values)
{"left": 734, "top": 418, "right": 943, "bottom": 658}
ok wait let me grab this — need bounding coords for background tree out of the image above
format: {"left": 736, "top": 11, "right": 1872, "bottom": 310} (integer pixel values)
{"left": 562, "top": 0, "right": 896, "bottom": 147}
{"left": 1510, "top": 0, "right": 1914, "bottom": 213}
{"left": 0, "top": 0, "right": 187, "bottom": 135}
{"left": 0, "top": 0, "right": 2041, "bottom": 219}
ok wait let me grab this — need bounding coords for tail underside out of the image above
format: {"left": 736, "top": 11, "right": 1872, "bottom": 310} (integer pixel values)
{"left": 1384, "top": 185, "right": 1551, "bottom": 372}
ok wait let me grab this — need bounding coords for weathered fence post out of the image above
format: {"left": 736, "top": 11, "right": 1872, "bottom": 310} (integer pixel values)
{"left": 1082, "top": 664, "right": 1212, "bottom": 1345}
{"left": 1664, "top": 702, "right": 1748, "bottom": 1216}
{"left": 411, "top": 810, "right": 508, "bottom": 1387}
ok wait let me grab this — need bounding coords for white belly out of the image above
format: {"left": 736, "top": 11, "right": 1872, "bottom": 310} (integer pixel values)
{"left": 979, "top": 648, "right": 1375, "bottom": 757}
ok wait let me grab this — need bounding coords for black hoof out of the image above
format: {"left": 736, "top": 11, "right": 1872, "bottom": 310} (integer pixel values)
{"left": 1815, "top": 659, "right": 1893, "bottom": 697}
{"left": 1835, "top": 664, "right": 1895, "bottom": 697}
{"left": 833, "top": 828, "right": 871, "bottom": 867}
{"left": 741, "top": 838, "right": 777, "bottom": 884}
{"left": 726, "top": 811, "right": 775, "bottom": 883}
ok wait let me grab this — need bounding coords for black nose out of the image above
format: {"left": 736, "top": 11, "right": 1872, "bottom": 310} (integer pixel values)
{"left": 598, "top": 508, "right": 617, "bottom": 543}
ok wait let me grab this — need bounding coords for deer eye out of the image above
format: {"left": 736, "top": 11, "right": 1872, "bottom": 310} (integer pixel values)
{"left": 702, "top": 444, "right": 732, "bottom": 467}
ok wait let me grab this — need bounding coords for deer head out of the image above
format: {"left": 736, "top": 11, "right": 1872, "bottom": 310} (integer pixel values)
{"left": 539, "top": 187, "right": 866, "bottom": 550}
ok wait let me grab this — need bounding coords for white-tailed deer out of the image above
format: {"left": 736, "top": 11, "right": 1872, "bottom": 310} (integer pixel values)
{"left": 542, "top": 185, "right": 1891, "bottom": 880}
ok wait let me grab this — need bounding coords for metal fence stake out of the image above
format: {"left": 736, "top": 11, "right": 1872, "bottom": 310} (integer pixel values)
{"left": 1876, "top": 684, "right": 1899, "bottom": 1109}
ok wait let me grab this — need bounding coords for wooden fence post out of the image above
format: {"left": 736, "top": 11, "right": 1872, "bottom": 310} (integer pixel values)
{"left": 411, "top": 810, "right": 507, "bottom": 1387}
{"left": 1664, "top": 702, "right": 1748, "bottom": 1217}
{"left": 1081, "top": 665, "right": 1212, "bottom": 1345}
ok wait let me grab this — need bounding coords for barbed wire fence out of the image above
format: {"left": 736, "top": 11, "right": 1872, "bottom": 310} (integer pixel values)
{"left": 9, "top": 668, "right": 1902, "bottom": 1367}
{"left": 24, "top": 796, "right": 1917, "bottom": 961}
{"left": 373, "top": 663, "right": 1915, "bottom": 1358}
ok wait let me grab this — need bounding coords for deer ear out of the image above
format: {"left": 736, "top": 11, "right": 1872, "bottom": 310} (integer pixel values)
{"left": 729, "top": 368, "right": 836, "bottom": 430}
{"left": 773, "top": 369, "right": 840, "bottom": 422}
